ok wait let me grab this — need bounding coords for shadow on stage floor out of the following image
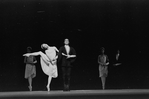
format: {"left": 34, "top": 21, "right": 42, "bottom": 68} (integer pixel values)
{"left": 0, "top": 89, "right": 149, "bottom": 99}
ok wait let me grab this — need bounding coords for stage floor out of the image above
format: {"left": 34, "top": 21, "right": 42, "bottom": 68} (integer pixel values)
{"left": 0, "top": 89, "right": 149, "bottom": 99}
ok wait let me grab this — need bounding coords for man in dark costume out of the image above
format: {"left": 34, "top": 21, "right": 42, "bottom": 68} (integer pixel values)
{"left": 58, "top": 38, "right": 76, "bottom": 91}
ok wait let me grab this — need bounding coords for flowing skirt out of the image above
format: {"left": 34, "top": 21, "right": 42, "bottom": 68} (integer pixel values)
{"left": 40, "top": 57, "right": 58, "bottom": 78}
{"left": 99, "top": 65, "right": 108, "bottom": 77}
{"left": 25, "top": 64, "right": 36, "bottom": 79}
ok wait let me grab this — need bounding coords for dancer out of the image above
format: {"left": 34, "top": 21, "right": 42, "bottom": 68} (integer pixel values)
{"left": 98, "top": 47, "right": 109, "bottom": 90}
{"left": 23, "top": 44, "right": 59, "bottom": 91}
{"left": 58, "top": 38, "right": 76, "bottom": 91}
{"left": 113, "top": 50, "right": 121, "bottom": 66}
{"left": 24, "top": 47, "right": 37, "bottom": 91}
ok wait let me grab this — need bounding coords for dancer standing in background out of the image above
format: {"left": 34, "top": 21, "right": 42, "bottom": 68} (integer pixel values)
{"left": 58, "top": 38, "right": 76, "bottom": 91}
{"left": 24, "top": 47, "right": 37, "bottom": 91}
{"left": 23, "top": 44, "right": 59, "bottom": 91}
{"left": 113, "top": 50, "right": 121, "bottom": 66}
{"left": 98, "top": 47, "right": 109, "bottom": 90}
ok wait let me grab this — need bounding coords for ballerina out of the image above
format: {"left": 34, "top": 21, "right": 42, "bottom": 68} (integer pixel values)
{"left": 98, "top": 47, "right": 109, "bottom": 90}
{"left": 24, "top": 47, "right": 37, "bottom": 91}
{"left": 23, "top": 44, "right": 59, "bottom": 91}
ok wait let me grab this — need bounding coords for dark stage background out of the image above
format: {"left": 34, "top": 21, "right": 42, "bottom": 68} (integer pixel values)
{"left": 0, "top": 0, "right": 149, "bottom": 92}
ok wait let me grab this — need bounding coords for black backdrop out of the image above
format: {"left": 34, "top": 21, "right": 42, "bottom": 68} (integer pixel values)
{"left": 0, "top": 0, "right": 149, "bottom": 91}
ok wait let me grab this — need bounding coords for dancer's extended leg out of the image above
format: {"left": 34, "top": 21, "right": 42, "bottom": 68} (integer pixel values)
{"left": 47, "top": 76, "right": 52, "bottom": 91}
{"left": 24, "top": 51, "right": 50, "bottom": 63}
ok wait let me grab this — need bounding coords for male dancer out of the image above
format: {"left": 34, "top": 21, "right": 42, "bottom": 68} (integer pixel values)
{"left": 58, "top": 38, "right": 76, "bottom": 91}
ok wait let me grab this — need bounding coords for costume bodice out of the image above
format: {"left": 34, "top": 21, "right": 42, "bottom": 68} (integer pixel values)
{"left": 26, "top": 56, "right": 34, "bottom": 63}
{"left": 99, "top": 55, "right": 107, "bottom": 63}
{"left": 45, "top": 47, "right": 56, "bottom": 60}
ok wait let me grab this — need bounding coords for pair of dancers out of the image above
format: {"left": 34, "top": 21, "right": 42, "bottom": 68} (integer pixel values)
{"left": 98, "top": 47, "right": 121, "bottom": 90}
{"left": 23, "top": 44, "right": 59, "bottom": 91}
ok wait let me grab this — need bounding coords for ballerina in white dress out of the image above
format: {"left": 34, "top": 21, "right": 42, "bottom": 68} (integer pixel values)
{"left": 23, "top": 44, "right": 59, "bottom": 91}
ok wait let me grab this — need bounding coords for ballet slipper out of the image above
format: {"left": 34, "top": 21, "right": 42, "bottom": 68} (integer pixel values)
{"left": 28, "top": 86, "right": 32, "bottom": 91}
{"left": 46, "top": 86, "right": 50, "bottom": 91}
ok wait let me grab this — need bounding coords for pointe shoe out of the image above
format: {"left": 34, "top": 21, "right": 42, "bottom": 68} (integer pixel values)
{"left": 46, "top": 86, "right": 50, "bottom": 92}
{"left": 66, "top": 85, "right": 70, "bottom": 91}
{"left": 63, "top": 84, "right": 70, "bottom": 91}
{"left": 28, "top": 86, "right": 32, "bottom": 91}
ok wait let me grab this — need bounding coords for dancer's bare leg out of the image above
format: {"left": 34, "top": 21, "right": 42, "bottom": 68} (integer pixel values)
{"left": 28, "top": 77, "right": 32, "bottom": 91}
{"left": 47, "top": 76, "right": 52, "bottom": 91}
{"left": 101, "top": 77, "right": 106, "bottom": 90}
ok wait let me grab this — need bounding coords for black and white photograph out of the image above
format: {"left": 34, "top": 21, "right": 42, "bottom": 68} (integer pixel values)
{"left": 0, "top": 0, "right": 149, "bottom": 98}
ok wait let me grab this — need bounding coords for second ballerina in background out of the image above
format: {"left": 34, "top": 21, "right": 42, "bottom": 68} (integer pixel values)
{"left": 23, "top": 44, "right": 59, "bottom": 91}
